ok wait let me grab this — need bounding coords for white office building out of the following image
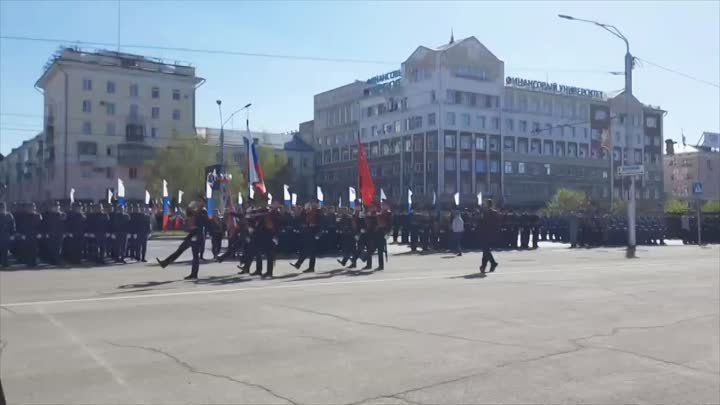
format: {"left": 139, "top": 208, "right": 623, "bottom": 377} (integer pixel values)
{"left": 313, "top": 36, "right": 665, "bottom": 209}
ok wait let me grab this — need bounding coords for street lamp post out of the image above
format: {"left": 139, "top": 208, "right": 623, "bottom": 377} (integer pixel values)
{"left": 559, "top": 14, "right": 637, "bottom": 258}
{"left": 215, "top": 101, "right": 252, "bottom": 213}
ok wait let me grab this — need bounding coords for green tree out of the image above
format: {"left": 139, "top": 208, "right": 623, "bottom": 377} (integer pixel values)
{"left": 611, "top": 200, "right": 628, "bottom": 216}
{"left": 664, "top": 198, "right": 690, "bottom": 214}
{"left": 546, "top": 188, "right": 588, "bottom": 214}
{"left": 702, "top": 200, "right": 720, "bottom": 214}
{"left": 145, "top": 138, "right": 244, "bottom": 205}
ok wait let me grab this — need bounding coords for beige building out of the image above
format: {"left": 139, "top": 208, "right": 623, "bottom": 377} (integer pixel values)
{"left": 1, "top": 47, "right": 204, "bottom": 202}
{"left": 664, "top": 145, "right": 720, "bottom": 201}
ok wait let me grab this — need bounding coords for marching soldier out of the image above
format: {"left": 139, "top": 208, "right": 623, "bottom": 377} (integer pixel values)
{"left": 0, "top": 202, "right": 15, "bottom": 267}
{"left": 156, "top": 200, "right": 209, "bottom": 280}
{"left": 43, "top": 203, "right": 65, "bottom": 265}
{"left": 291, "top": 201, "right": 321, "bottom": 273}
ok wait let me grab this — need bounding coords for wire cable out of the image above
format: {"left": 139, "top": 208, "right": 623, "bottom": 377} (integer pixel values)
{"left": 636, "top": 57, "right": 719, "bottom": 88}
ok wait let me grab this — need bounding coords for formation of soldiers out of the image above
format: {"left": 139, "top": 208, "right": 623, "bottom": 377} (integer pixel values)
{"left": 0, "top": 201, "right": 152, "bottom": 267}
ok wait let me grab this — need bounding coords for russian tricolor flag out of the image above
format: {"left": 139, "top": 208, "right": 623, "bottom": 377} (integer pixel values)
{"left": 244, "top": 121, "right": 266, "bottom": 195}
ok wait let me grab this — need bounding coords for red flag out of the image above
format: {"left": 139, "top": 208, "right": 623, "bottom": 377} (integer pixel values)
{"left": 358, "top": 141, "right": 375, "bottom": 205}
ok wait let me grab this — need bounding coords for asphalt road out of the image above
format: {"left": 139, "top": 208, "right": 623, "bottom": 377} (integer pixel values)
{"left": 1, "top": 241, "right": 718, "bottom": 404}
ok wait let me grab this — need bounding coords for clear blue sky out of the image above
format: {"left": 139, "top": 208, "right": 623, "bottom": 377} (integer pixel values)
{"left": 1, "top": 0, "right": 718, "bottom": 155}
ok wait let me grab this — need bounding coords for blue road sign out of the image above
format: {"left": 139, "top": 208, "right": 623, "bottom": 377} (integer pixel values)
{"left": 692, "top": 182, "right": 703, "bottom": 195}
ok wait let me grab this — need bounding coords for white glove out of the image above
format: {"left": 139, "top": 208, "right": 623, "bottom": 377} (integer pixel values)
{"left": 273, "top": 238, "right": 279, "bottom": 245}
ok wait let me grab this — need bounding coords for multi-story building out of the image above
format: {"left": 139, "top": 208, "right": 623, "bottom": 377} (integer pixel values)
{"left": 1, "top": 47, "right": 204, "bottom": 202}
{"left": 0, "top": 133, "right": 44, "bottom": 203}
{"left": 312, "top": 36, "right": 665, "bottom": 210}
{"left": 664, "top": 140, "right": 720, "bottom": 201}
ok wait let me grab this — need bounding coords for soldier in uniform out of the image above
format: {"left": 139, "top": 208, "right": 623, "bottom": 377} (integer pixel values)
{"left": 478, "top": 199, "right": 500, "bottom": 274}
{"left": 18, "top": 203, "right": 42, "bottom": 267}
{"left": 291, "top": 201, "right": 321, "bottom": 273}
{"left": 63, "top": 203, "right": 85, "bottom": 264}
{"left": 110, "top": 205, "right": 130, "bottom": 263}
{"left": 208, "top": 210, "right": 223, "bottom": 260}
{"left": 336, "top": 208, "right": 357, "bottom": 267}
{"left": 156, "top": 200, "right": 209, "bottom": 279}
{"left": 43, "top": 203, "right": 65, "bottom": 265}
{"left": 0, "top": 202, "right": 15, "bottom": 267}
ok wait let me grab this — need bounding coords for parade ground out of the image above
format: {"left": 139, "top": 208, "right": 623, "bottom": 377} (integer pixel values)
{"left": 1, "top": 242, "right": 719, "bottom": 404}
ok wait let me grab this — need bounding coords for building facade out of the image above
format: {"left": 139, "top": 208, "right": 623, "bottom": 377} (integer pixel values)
{"left": 313, "top": 36, "right": 665, "bottom": 210}
{"left": 664, "top": 144, "right": 720, "bottom": 201}
{"left": 1, "top": 47, "right": 204, "bottom": 203}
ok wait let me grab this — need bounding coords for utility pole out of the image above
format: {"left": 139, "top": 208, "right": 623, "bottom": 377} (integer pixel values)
{"left": 559, "top": 14, "right": 637, "bottom": 258}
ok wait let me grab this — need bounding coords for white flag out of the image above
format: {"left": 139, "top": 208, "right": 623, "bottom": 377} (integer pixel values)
{"left": 432, "top": 191, "right": 437, "bottom": 207}
{"left": 283, "top": 184, "right": 291, "bottom": 202}
{"left": 249, "top": 184, "right": 255, "bottom": 200}
{"left": 407, "top": 188, "right": 413, "bottom": 206}
{"left": 162, "top": 179, "right": 168, "bottom": 198}
{"left": 316, "top": 186, "right": 324, "bottom": 202}
{"left": 476, "top": 192, "right": 483, "bottom": 206}
{"left": 267, "top": 192, "right": 273, "bottom": 205}
{"left": 291, "top": 193, "right": 298, "bottom": 206}
{"left": 205, "top": 182, "right": 212, "bottom": 199}
{"left": 145, "top": 190, "right": 150, "bottom": 205}
{"left": 70, "top": 188, "right": 75, "bottom": 204}
{"left": 178, "top": 190, "right": 184, "bottom": 204}
{"left": 238, "top": 192, "right": 243, "bottom": 205}
{"left": 453, "top": 192, "right": 460, "bottom": 206}
{"left": 349, "top": 187, "right": 356, "bottom": 203}
{"left": 338, "top": 196, "right": 342, "bottom": 208}
{"left": 107, "top": 189, "right": 113, "bottom": 204}
{"left": 117, "top": 178, "right": 125, "bottom": 198}
{"left": 380, "top": 188, "right": 387, "bottom": 202}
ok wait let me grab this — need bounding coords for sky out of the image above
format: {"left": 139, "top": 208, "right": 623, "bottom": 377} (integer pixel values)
{"left": 1, "top": 0, "right": 718, "bottom": 155}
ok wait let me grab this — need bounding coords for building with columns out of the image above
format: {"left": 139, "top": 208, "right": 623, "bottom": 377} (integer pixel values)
{"left": 312, "top": 36, "right": 665, "bottom": 210}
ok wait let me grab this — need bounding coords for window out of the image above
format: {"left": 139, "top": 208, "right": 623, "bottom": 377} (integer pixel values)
{"left": 106, "top": 102, "right": 115, "bottom": 115}
{"left": 475, "top": 159, "right": 487, "bottom": 173}
{"left": 446, "top": 112, "right": 456, "bottom": 126}
{"left": 490, "top": 160, "right": 499, "bottom": 173}
{"left": 106, "top": 81, "right": 115, "bottom": 94}
{"left": 82, "top": 121, "right": 92, "bottom": 135}
{"left": 492, "top": 118, "right": 500, "bottom": 130}
{"left": 77, "top": 141, "right": 97, "bottom": 155}
{"left": 152, "top": 107, "right": 160, "bottom": 119}
{"left": 130, "top": 104, "right": 139, "bottom": 117}
{"left": 151, "top": 127, "right": 157, "bottom": 138}
{"left": 461, "top": 113, "right": 471, "bottom": 128}
{"left": 173, "top": 89, "right": 181, "bottom": 100}
{"left": 445, "top": 156, "right": 456, "bottom": 170}
{"left": 428, "top": 113, "right": 436, "bottom": 126}
{"left": 130, "top": 84, "right": 139, "bottom": 97}
{"left": 519, "top": 120, "right": 527, "bottom": 133}
{"left": 475, "top": 136, "right": 486, "bottom": 151}
{"left": 545, "top": 124, "right": 553, "bottom": 135}
{"left": 460, "top": 158, "right": 471, "bottom": 172}
{"left": 504, "top": 118, "right": 514, "bottom": 131}
{"left": 460, "top": 135, "right": 472, "bottom": 150}
{"left": 571, "top": 127, "right": 576, "bottom": 138}
{"left": 82, "top": 99, "right": 92, "bottom": 113}
{"left": 129, "top": 167, "right": 138, "bottom": 179}
{"left": 106, "top": 122, "right": 116, "bottom": 136}
{"left": 106, "top": 146, "right": 112, "bottom": 156}
{"left": 415, "top": 162, "right": 424, "bottom": 173}
{"left": 152, "top": 87, "right": 160, "bottom": 99}
{"left": 544, "top": 163, "right": 551, "bottom": 175}
{"left": 445, "top": 133, "right": 456, "bottom": 148}
{"left": 489, "top": 137, "right": 498, "bottom": 152}
{"left": 83, "top": 78, "right": 92, "bottom": 91}
{"left": 646, "top": 116, "right": 657, "bottom": 128}
{"left": 504, "top": 161, "right": 513, "bottom": 174}
{"left": 360, "top": 128, "right": 367, "bottom": 138}
{"left": 172, "top": 109, "right": 181, "bottom": 120}
{"left": 518, "top": 162, "right": 526, "bottom": 174}
{"left": 477, "top": 115, "right": 486, "bottom": 129}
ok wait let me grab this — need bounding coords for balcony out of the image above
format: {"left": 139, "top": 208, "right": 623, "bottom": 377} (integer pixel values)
{"left": 78, "top": 154, "right": 97, "bottom": 163}
{"left": 117, "top": 143, "right": 155, "bottom": 165}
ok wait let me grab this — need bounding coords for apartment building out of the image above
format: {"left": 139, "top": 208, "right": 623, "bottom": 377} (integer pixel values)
{"left": 664, "top": 142, "right": 720, "bottom": 201}
{"left": 1, "top": 47, "right": 204, "bottom": 202}
{"left": 312, "top": 36, "right": 665, "bottom": 210}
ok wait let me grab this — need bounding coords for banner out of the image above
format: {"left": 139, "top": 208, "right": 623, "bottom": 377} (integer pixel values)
{"left": 283, "top": 184, "right": 291, "bottom": 208}
{"left": 407, "top": 188, "right": 413, "bottom": 209}
{"left": 291, "top": 193, "right": 297, "bottom": 206}
{"left": 349, "top": 187, "right": 356, "bottom": 209}
{"left": 453, "top": 192, "right": 460, "bottom": 206}
{"left": 316, "top": 186, "right": 324, "bottom": 206}
{"left": 145, "top": 190, "right": 151, "bottom": 205}
{"left": 70, "top": 188, "right": 75, "bottom": 204}
{"left": 162, "top": 179, "right": 169, "bottom": 198}
{"left": 117, "top": 178, "right": 126, "bottom": 207}
{"left": 477, "top": 192, "right": 483, "bottom": 206}
{"left": 206, "top": 182, "right": 214, "bottom": 217}
{"left": 178, "top": 190, "right": 184, "bottom": 204}
{"left": 380, "top": 188, "right": 387, "bottom": 202}
{"left": 238, "top": 191, "right": 243, "bottom": 205}
{"left": 107, "top": 189, "right": 113, "bottom": 205}
{"left": 357, "top": 141, "right": 375, "bottom": 205}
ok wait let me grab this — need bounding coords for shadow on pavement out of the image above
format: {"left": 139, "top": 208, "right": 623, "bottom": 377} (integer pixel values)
{"left": 450, "top": 272, "right": 487, "bottom": 280}
{"left": 118, "top": 280, "right": 177, "bottom": 289}
{"left": 192, "top": 274, "right": 254, "bottom": 286}
{"left": 285, "top": 268, "right": 375, "bottom": 282}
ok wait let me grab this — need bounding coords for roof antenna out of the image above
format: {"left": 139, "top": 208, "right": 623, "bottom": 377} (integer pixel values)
{"left": 450, "top": 28, "right": 455, "bottom": 44}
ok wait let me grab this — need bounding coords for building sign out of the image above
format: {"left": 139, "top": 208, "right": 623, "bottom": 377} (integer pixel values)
{"left": 506, "top": 76, "right": 605, "bottom": 99}
{"left": 367, "top": 70, "right": 402, "bottom": 85}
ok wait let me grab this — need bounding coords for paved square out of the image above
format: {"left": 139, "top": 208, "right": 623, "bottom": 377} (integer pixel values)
{"left": 1, "top": 241, "right": 719, "bottom": 404}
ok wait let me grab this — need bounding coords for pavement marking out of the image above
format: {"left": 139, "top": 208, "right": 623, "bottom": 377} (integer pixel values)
{"left": 0, "top": 260, "right": 693, "bottom": 309}
{"left": 38, "top": 306, "right": 128, "bottom": 386}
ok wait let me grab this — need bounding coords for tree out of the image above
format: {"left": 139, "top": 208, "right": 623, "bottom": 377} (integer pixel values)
{"left": 257, "top": 145, "right": 289, "bottom": 197}
{"left": 664, "top": 198, "right": 690, "bottom": 215}
{"left": 546, "top": 188, "right": 587, "bottom": 214}
{"left": 702, "top": 200, "right": 720, "bottom": 214}
{"left": 145, "top": 138, "right": 244, "bottom": 205}
{"left": 611, "top": 200, "right": 628, "bottom": 216}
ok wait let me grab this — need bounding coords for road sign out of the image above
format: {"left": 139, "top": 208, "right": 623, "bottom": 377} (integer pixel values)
{"left": 693, "top": 182, "right": 703, "bottom": 196}
{"left": 617, "top": 164, "right": 645, "bottom": 176}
